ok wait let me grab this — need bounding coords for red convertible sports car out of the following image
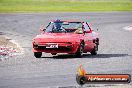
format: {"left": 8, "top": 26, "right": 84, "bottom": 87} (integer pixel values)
{"left": 32, "top": 19, "right": 99, "bottom": 58}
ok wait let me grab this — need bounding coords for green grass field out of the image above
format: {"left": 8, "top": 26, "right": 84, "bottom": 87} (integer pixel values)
{"left": 0, "top": 0, "right": 132, "bottom": 12}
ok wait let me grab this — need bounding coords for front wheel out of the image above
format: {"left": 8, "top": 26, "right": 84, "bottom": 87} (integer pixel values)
{"left": 75, "top": 43, "right": 84, "bottom": 57}
{"left": 34, "top": 52, "right": 42, "bottom": 58}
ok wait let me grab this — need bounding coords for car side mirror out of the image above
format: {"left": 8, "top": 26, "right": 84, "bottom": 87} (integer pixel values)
{"left": 39, "top": 27, "right": 45, "bottom": 32}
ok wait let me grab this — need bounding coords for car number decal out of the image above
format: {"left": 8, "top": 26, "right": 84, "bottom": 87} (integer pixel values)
{"left": 46, "top": 44, "right": 58, "bottom": 48}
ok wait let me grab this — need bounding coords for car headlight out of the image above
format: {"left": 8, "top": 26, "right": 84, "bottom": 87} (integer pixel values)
{"left": 33, "top": 40, "right": 39, "bottom": 45}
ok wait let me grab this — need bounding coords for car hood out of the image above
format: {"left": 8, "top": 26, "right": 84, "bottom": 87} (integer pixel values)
{"left": 33, "top": 33, "right": 82, "bottom": 43}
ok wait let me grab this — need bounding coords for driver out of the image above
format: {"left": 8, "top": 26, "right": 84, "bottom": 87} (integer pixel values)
{"left": 53, "top": 19, "right": 65, "bottom": 32}
{"left": 54, "top": 23, "right": 62, "bottom": 30}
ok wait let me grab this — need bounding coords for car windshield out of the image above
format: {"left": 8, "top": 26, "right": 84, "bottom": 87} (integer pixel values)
{"left": 45, "top": 22, "right": 83, "bottom": 33}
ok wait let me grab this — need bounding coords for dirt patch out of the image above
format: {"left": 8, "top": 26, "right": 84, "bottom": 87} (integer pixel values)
{"left": 0, "top": 35, "right": 21, "bottom": 61}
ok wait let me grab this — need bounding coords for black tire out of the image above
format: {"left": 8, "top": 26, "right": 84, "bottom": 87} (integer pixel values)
{"left": 51, "top": 53, "right": 57, "bottom": 55}
{"left": 75, "top": 43, "right": 84, "bottom": 57}
{"left": 34, "top": 52, "right": 42, "bottom": 58}
{"left": 90, "top": 44, "right": 98, "bottom": 55}
{"left": 76, "top": 75, "right": 86, "bottom": 85}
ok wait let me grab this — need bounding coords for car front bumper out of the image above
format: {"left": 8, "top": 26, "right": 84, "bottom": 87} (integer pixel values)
{"left": 32, "top": 42, "right": 79, "bottom": 53}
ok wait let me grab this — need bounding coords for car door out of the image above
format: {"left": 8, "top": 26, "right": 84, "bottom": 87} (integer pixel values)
{"left": 83, "top": 22, "right": 94, "bottom": 52}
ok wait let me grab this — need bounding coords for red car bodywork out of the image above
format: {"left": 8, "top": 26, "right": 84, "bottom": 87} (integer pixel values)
{"left": 32, "top": 20, "right": 99, "bottom": 58}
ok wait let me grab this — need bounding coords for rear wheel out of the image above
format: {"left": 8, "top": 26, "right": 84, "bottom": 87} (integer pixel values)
{"left": 90, "top": 44, "right": 98, "bottom": 55}
{"left": 75, "top": 43, "right": 84, "bottom": 57}
{"left": 34, "top": 52, "right": 42, "bottom": 58}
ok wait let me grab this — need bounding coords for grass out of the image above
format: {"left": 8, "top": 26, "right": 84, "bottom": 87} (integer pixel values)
{"left": 0, "top": 0, "right": 132, "bottom": 12}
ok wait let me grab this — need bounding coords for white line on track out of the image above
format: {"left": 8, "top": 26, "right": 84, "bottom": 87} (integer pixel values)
{"left": 123, "top": 25, "right": 132, "bottom": 31}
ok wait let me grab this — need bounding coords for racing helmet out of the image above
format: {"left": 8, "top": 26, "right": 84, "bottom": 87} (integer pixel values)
{"left": 54, "top": 19, "right": 62, "bottom": 29}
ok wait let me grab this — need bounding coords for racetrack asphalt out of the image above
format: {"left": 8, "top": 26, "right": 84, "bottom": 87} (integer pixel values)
{"left": 0, "top": 12, "right": 132, "bottom": 88}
